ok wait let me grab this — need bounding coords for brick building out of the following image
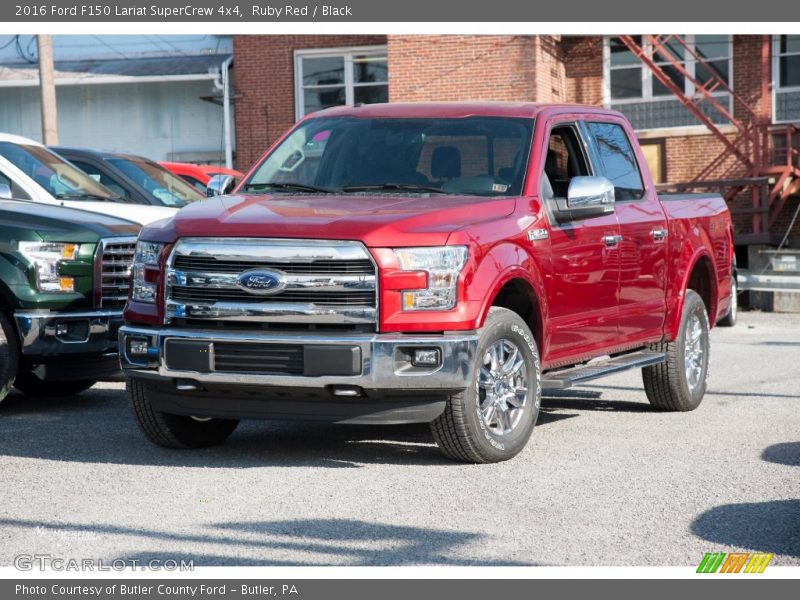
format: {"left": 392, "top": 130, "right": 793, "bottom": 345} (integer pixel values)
{"left": 232, "top": 34, "right": 800, "bottom": 248}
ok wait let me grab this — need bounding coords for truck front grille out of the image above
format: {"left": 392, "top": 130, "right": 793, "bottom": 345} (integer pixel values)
{"left": 97, "top": 238, "right": 136, "bottom": 309}
{"left": 165, "top": 238, "right": 378, "bottom": 327}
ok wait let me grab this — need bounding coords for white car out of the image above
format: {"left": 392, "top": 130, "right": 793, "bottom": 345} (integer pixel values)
{"left": 0, "top": 133, "right": 176, "bottom": 225}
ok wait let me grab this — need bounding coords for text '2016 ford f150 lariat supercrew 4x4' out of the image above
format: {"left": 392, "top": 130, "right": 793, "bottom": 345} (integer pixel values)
{"left": 119, "top": 103, "right": 734, "bottom": 463}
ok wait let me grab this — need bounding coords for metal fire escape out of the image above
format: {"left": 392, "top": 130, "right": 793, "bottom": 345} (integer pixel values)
{"left": 618, "top": 35, "right": 800, "bottom": 245}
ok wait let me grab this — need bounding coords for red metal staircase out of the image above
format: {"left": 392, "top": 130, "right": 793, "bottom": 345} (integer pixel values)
{"left": 617, "top": 35, "right": 800, "bottom": 245}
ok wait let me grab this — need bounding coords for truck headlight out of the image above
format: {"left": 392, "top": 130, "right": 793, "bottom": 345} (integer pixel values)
{"left": 17, "top": 241, "right": 79, "bottom": 293}
{"left": 394, "top": 246, "right": 468, "bottom": 311}
{"left": 131, "top": 241, "right": 163, "bottom": 303}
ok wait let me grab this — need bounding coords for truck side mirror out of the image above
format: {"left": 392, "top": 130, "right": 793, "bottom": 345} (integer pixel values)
{"left": 0, "top": 183, "right": 12, "bottom": 199}
{"left": 206, "top": 174, "right": 235, "bottom": 197}
{"left": 553, "top": 176, "right": 615, "bottom": 223}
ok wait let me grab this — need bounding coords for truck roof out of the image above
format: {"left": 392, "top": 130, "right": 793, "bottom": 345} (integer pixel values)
{"left": 310, "top": 101, "right": 620, "bottom": 120}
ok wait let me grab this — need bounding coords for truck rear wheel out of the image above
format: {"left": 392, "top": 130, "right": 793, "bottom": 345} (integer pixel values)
{"left": 127, "top": 378, "right": 239, "bottom": 448}
{"left": 431, "top": 307, "right": 541, "bottom": 463}
{"left": 0, "top": 313, "right": 20, "bottom": 404}
{"left": 642, "top": 290, "right": 710, "bottom": 411}
{"left": 13, "top": 370, "right": 97, "bottom": 397}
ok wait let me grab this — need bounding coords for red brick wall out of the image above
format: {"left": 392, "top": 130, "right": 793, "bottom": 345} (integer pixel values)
{"left": 233, "top": 34, "right": 386, "bottom": 170}
{"left": 387, "top": 35, "right": 542, "bottom": 102}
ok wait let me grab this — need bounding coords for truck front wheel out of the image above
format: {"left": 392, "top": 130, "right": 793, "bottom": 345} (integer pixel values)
{"left": 0, "top": 313, "right": 20, "bottom": 403}
{"left": 431, "top": 307, "right": 541, "bottom": 463}
{"left": 642, "top": 289, "right": 710, "bottom": 411}
{"left": 128, "top": 378, "right": 239, "bottom": 449}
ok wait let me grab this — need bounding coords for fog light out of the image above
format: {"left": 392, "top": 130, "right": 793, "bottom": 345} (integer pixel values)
{"left": 56, "top": 322, "right": 69, "bottom": 336}
{"left": 412, "top": 348, "right": 441, "bottom": 367}
{"left": 128, "top": 338, "right": 150, "bottom": 356}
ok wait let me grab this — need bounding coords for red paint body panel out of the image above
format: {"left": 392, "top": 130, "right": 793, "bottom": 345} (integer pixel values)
{"left": 129, "top": 103, "right": 733, "bottom": 371}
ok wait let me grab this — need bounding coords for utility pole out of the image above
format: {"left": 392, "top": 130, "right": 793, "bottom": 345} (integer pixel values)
{"left": 37, "top": 35, "right": 58, "bottom": 145}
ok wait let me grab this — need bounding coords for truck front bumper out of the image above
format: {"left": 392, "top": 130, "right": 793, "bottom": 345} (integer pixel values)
{"left": 119, "top": 325, "right": 479, "bottom": 424}
{"left": 14, "top": 310, "right": 124, "bottom": 381}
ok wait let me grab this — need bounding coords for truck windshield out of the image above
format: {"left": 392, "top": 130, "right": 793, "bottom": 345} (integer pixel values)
{"left": 244, "top": 116, "right": 534, "bottom": 197}
{"left": 0, "top": 142, "right": 125, "bottom": 202}
{"left": 106, "top": 157, "right": 205, "bottom": 207}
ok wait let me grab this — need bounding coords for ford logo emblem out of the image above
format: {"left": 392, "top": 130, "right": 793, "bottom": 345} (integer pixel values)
{"left": 237, "top": 269, "right": 286, "bottom": 295}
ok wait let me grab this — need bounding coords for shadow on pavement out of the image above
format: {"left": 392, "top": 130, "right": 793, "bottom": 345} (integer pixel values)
{"left": 690, "top": 499, "right": 800, "bottom": 558}
{"left": 541, "top": 389, "right": 652, "bottom": 413}
{"left": 0, "top": 387, "right": 571, "bottom": 468}
{"left": 0, "top": 517, "right": 536, "bottom": 566}
{"left": 761, "top": 442, "right": 800, "bottom": 467}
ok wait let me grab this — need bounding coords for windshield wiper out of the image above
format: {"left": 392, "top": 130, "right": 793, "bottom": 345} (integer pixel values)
{"left": 244, "top": 182, "right": 334, "bottom": 194}
{"left": 341, "top": 183, "right": 447, "bottom": 194}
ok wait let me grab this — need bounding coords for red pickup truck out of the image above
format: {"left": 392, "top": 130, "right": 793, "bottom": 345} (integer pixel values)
{"left": 120, "top": 103, "right": 734, "bottom": 463}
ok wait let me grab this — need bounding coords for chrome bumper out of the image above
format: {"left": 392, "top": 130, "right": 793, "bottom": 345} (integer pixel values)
{"left": 15, "top": 310, "right": 124, "bottom": 357}
{"left": 119, "top": 325, "right": 478, "bottom": 391}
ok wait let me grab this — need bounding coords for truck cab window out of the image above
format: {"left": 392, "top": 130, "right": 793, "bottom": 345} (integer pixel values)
{"left": 587, "top": 122, "right": 645, "bottom": 201}
{"left": 542, "top": 126, "right": 590, "bottom": 200}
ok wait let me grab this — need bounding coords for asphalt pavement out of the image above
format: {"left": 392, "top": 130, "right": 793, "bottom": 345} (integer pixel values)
{"left": 0, "top": 311, "right": 797, "bottom": 567}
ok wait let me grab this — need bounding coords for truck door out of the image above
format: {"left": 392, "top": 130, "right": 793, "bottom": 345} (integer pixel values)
{"left": 541, "top": 121, "right": 622, "bottom": 364}
{"left": 584, "top": 119, "right": 668, "bottom": 345}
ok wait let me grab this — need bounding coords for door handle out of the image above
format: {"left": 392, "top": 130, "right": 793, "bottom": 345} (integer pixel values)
{"left": 651, "top": 228, "right": 668, "bottom": 241}
{"left": 602, "top": 234, "right": 623, "bottom": 247}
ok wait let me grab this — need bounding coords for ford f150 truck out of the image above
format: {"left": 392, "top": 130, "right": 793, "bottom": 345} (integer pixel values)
{"left": 119, "top": 103, "right": 734, "bottom": 463}
{"left": 0, "top": 199, "right": 139, "bottom": 402}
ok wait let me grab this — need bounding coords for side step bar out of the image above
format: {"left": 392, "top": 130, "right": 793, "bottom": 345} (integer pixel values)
{"left": 541, "top": 351, "right": 666, "bottom": 390}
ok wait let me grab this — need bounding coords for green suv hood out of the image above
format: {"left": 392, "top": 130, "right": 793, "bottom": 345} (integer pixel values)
{"left": 0, "top": 199, "right": 141, "bottom": 242}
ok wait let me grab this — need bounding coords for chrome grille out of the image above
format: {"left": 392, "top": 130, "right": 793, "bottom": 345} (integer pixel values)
{"left": 97, "top": 237, "right": 136, "bottom": 309}
{"left": 165, "top": 238, "right": 378, "bottom": 326}
{"left": 172, "top": 255, "right": 374, "bottom": 274}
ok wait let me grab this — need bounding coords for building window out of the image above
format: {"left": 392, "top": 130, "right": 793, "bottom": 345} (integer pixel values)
{"left": 774, "top": 35, "right": 800, "bottom": 123}
{"left": 638, "top": 139, "right": 667, "bottom": 183}
{"left": 294, "top": 46, "right": 387, "bottom": 120}
{"left": 605, "top": 36, "right": 733, "bottom": 131}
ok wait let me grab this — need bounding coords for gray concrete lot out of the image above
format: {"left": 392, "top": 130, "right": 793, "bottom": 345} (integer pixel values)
{"left": 0, "top": 311, "right": 798, "bottom": 567}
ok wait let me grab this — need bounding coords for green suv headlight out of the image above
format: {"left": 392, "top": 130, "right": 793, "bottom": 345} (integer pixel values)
{"left": 17, "top": 241, "right": 80, "bottom": 293}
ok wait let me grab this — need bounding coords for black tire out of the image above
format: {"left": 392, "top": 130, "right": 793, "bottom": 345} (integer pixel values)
{"left": 717, "top": 275, "right": 738, "bottom": 327}
{"left": 642, "top": 290, "right": 710, "bottom": 411}
{"left": 0, "top": 313, "right": 20, "bottom": 403}
{"left": 431, "top": 307, "right": 541, "bottom": 463}
{"left": 127, "top": 378, "right": 239, "bottom": 449}
{"left": 13, "top": 370, "right": 97, "bottom": 397}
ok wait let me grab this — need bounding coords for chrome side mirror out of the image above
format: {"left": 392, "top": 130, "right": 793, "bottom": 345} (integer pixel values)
{"left": 553, "top": 176, "right": 615, "bottom": 222}
{"left": 0, "top": 183, "right": 12, "bottom": 199}
{"left": 206, "top": 174, "right": 235, "bottom": 197}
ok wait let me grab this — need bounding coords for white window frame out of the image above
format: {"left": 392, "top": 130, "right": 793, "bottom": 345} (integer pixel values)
{"left": 603, "top": 36, "right": 734, "bottom": 130}
{"left": 293, "top": 45, "right": 387, "bottom": 121}
{"left": 772, "top": 34, "right": 800, "bottom": 124}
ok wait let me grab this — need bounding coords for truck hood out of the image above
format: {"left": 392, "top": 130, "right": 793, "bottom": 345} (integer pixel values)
{"left": 141, "top": 193, "right": 517, "bottom": 246}
{"left": 0, "top": 199, "right": 141, "bottom": 242}
{"left": 55, "top": 199, "right": 177, "bottom": 226}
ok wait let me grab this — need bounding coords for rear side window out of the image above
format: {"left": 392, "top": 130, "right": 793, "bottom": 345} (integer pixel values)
{"left": 587, "top": 122, "right": 645, "bottom": 201}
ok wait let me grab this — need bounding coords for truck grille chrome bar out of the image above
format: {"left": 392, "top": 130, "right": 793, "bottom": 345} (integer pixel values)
{"left": 95, "top": 237, "right": 137, "bottom": 309}
{"left": 165, "top": 238, "right": 379, "bottom": 326}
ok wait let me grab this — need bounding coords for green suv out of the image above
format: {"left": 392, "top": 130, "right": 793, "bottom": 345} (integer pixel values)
{"left": 0, "top": 199, "right": 140, "bottom": 402}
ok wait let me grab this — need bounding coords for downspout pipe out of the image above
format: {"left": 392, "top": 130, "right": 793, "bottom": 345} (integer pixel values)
{"left": 220, "top": 55, "right": 234, "bottom": 169}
